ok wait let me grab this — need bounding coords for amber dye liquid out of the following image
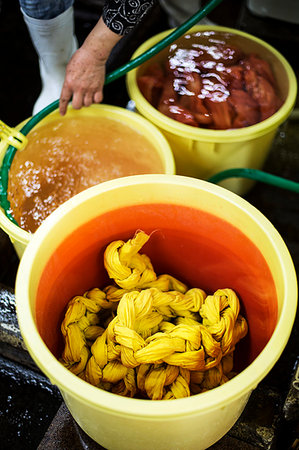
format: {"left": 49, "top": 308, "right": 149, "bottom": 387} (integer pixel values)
{"left": 7, "top": 116, "right": 164, "bottom": 233}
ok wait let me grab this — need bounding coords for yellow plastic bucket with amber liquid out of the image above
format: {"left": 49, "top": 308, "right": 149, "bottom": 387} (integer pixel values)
{"left": 0, "top": 104, "right": 175, "bottom": 258}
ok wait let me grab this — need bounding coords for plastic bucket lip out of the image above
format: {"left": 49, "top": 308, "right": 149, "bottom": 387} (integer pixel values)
{"left": 0, "top": 210, "right": 30, "bottom": 244}
{"left": 0, "top": 104, "right": 175, "bottom": 248}
{"left": 126, "top": 25, "right": 297, "bottom": 142}
{"left": 15, "top": 174, "right": 297, "bottom": 418}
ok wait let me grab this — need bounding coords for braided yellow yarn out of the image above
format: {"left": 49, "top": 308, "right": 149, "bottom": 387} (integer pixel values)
{"left": 60, "top": 231, "right": 248, "bottom": 399}
{"left": 104, "top": 232, "right": 157, "bottom": 289}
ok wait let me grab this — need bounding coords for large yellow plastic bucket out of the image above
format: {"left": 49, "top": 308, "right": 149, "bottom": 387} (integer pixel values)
{"left": 126, "top": 26, "right": 297, "bottom": 195}
{"left": 0, "top": 104, "right": 175, "bottom": 258}
{"left": 15, "top": 174, "right": 297, "bottom": 450}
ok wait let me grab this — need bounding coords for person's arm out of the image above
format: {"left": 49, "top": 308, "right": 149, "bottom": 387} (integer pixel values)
{"left": 59, "top": 0, "right": 156, "bottom": 115}
{"left": 59, "top": 16, "right": 122, "bottom": 115}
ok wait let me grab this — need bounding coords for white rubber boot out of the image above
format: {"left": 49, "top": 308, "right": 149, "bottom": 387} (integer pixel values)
{"left": 22, "top": 6, "right": 78, "bottom": 115}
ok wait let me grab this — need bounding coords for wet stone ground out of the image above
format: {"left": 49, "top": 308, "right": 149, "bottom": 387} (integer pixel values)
{"left": 0, "top": 0, "right": 299, "bottom": 449}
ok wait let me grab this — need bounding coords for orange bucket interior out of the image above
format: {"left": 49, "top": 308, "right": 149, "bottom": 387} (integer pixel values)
{"left": 36, "top": 203, "right": 277, "bottom": 372}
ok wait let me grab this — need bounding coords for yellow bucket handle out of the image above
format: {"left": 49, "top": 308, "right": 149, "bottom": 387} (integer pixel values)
{"left": 0, "top": 120, "right": 28, "bottom": 151}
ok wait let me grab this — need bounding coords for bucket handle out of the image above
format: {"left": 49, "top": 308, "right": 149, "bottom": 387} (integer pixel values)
{"left": 0, "top": 120, "right": 28, "bottom": 151}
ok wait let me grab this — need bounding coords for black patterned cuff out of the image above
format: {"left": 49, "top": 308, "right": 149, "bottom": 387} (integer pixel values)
{"left": 102, "top": 0, "right": 156, "bottom": 35}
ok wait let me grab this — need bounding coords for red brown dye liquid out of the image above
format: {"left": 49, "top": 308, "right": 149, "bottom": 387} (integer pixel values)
{"left": 137, "top": 31, "right": 281, "bottom": 130}
{"left": 7, "top": 116, "right": 164, "bottom": 233}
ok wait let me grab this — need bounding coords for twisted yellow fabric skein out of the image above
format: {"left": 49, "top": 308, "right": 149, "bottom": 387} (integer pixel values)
{"left": 60, "top": 230, "right": 248, "bottom": 399}
{"left": 104, "top": 232, "right": 157, "bottom": 289}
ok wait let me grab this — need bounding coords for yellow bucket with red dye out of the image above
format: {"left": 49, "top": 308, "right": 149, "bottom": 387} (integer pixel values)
{"left": 126, "top": 26, "right": 297, "bottom": 195}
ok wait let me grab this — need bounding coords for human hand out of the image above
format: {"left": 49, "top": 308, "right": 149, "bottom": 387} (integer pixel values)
{"left": 59, "top": 47, "right": 106, "bottom": 115}
{"left": 59, "top": 16, "right": 122, "bottom": 116}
